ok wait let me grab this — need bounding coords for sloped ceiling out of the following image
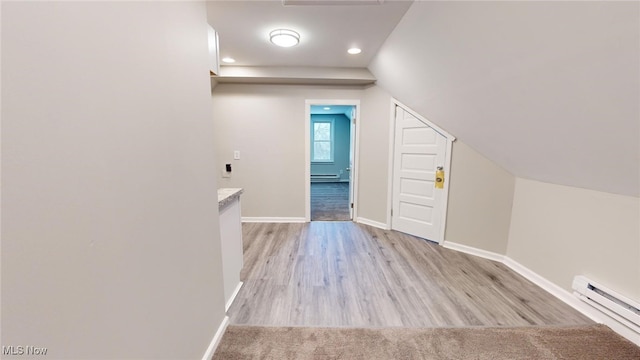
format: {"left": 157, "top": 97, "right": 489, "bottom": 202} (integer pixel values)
{"left": 369, "top": 1, "right": 639, "bottom": 196}
{"left": 206, "top": 0, "right": 412, "bottom": 67}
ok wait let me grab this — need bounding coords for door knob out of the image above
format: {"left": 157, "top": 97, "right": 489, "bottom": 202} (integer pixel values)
{"left": 435, "top": 167, "right": 444, "bottom": 189}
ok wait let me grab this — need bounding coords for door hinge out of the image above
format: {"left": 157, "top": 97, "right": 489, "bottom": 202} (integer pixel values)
{"left": 352, "top": 117, "right": 356, "bottom": 124}
{"left": 350, "top": 203, "right": 354, "bottom": 209}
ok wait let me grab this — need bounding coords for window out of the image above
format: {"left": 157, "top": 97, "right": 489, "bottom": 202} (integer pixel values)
{"left": 312, "top": 119, "right": 334, "bottom": 162}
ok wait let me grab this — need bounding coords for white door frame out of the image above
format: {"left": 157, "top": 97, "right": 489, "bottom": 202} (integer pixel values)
{"left": 386, "top": 98, "right": 456, "bottom": 244}
{"left": 305, "top": 99, "right": 361, "bottom": 222}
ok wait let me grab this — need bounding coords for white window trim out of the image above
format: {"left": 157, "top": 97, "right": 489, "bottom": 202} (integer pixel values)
{"left": 311, "top": 118, "right": 335, "bottom": 163}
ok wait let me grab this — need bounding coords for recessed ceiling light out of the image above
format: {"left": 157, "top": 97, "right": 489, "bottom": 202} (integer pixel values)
{"left": 348, "top": 47, "right": 362, "bottom": 55}
{"left": 222, "top": 57, "right": 236, "bottom": 63}
{"left": 269, "top": 29, "right": 300, "bottom": 48}
{"left": 323, "top": 107, "right": 331, "bottom": 110}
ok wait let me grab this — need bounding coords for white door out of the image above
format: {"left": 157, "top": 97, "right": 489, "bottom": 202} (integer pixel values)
{"left": 392, "top": 106, "right": 447, "bottom": 242}
{"left": 348, "top": 107, "right": 356, "bottom": 219}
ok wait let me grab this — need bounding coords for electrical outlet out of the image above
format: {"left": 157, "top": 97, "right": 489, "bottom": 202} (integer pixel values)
{"left": 233, "top": 151, "right": 240, "bottom": 160}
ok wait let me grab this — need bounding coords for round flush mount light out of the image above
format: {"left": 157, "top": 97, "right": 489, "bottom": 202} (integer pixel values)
{"left": 270, "top": 29, "right": 300, "bottom": 48}
{"left": 348, "top": 47, "right": 362, "bottom": 55}
{"left": 222, "top": 57, "right": 236, "bottom": 63}
{"left": 323, "top": 107, "right": 331, "bottom": 110}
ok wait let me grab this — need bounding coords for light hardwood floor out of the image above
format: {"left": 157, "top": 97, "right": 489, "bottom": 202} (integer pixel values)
{"left": 228, "top": 222, "right": 592, "bottom": 328}
{"left": 310, "top": 182, "right": 350, "bottom": 221}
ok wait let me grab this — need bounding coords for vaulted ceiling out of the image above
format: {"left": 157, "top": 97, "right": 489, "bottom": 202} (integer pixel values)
{"left": 207, "top": 1, "right": 639, "bottom": 197}
{"left": 369, "top": 1, "right": 639, "bottom": 197}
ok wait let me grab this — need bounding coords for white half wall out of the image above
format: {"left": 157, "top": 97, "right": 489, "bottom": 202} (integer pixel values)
{"left": 507, "top": 178, "right": 640, "bottom": 302}
{"left": 2, "top": 2, "right": 226, "bottom": 358}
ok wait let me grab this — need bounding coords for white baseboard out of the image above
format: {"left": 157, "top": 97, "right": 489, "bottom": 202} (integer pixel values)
{"left": 355, "top": 217, "right": 388, "bottom": 230}
{"left": 501, "top": 257, "right": 599, "bottom": 321}
{"left": 201, "top": 315, "right": 229, "bottom": 360}
{"left": 442, "top": 242, "right": 601, "bottom": 320}
{"left": 442, "top": 241, "right": 505, "bottom": 263}
{"left": 440, "top": 240, "right": 639, "bottom": 345}
{"left": 242, "top": 217, "right": 306, "bottom": 223}
{"left": 225, "top": 282, "right": 243, "bottom": 312}
{"left": 503, "top": 257, "right": 640, "bottom": 345}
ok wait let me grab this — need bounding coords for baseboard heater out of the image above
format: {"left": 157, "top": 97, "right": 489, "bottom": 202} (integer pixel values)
{"left": 311, "top": 174, "right": 340, "bottom": 182}
{"left": 572, "top": 275, "right": 640, "bottom": 334}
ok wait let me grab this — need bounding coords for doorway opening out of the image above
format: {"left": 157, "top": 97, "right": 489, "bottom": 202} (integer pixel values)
{"left": 305, "top": 100, "right": 360, "bottom": 222}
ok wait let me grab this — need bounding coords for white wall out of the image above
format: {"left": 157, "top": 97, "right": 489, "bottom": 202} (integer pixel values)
{"left": 357, "top": 85, "right": 393, "bottom": 224}
{"left": 368, "top": 1, "right": 640, "bottom": 312}
{"left": 370, "top": 1, "right": 639, "bottom": 197}
{"left": 212, "top": 84, "right": 371, "bottom": 219}
{"left": 212, "top": 83, "right": 516, "bottom": 252}
{"left": 445, "top": 141, "right": 515, "bottom": 253}
{"left": 1, "top": 2, "right": 226, "bottom": 359}
{"left": 507, "top": 178, "right": 640, "bottom": 302}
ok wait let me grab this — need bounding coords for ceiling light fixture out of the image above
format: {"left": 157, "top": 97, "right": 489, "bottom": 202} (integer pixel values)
{"left": 348, "top": 47, "right": 362, "bottom": 55}
{"left": 222, "top": 57, "right": 236, "bottom": 63}
{"left": 269, "top": 29, "right": 300, "bottom": 48}
{"left": 323, "top": 107, "right": 331, "bottom": 110}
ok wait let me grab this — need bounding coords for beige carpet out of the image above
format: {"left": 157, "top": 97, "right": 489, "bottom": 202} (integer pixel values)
{"left": 213, "top": 324, "right": 640, "bottom": 360}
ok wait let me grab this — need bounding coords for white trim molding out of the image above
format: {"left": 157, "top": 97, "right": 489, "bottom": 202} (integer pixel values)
{"left": 504, "top": 256, "right": 640, "bottom": 346}
{"left": 201, "top": 315, "right": 229, "bottom": 360}
{"left": 441, "top": 240, "right": 638, "bottom": 345}
{"left": 439, "top": 138, "right": 455, "bottom": 244}
{"left": 310, "top": 117, "right": 335, "bottom": 163}
{"left": 386, "top": 98, "right": 456, "bottom": 244}
{"left": 225, "top": 282, "right": 243, "bottom": 312}
{"left": 502, "top": 257, "right": 638, "bottom": 345}
{"left": 305, "top": 99, "right": 361, "bottom": 222}
{"left": 385, "top": 100, "right": 396, "bottom": 230}
{"left": 355, "top": 217, "right": 388, "bottom": 230}
{"left": 502, "top": 257, "right": 603, "bottom": 323}
{"left": 442, "top": 241, "right": 505, "bottom": 263}
{"left": 241, "top": 217, "right": 306, "bottom": 223}
{"left": 391, "top": 99, "right": 456, "bottom": 141}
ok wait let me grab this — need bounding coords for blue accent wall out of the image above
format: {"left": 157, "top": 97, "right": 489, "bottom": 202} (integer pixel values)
{"left": 311, "top": 114, "right": 351, "bottom": 182}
